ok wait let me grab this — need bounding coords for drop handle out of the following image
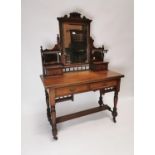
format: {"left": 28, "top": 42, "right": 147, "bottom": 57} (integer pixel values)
{"left": 101, "top": 83, "right": 107, "bottom": 86}
{"left": 69, "top": 87, "right": 76, "bottom": 92}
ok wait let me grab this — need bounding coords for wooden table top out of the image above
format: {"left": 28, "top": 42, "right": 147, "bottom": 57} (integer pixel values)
{"left": 40, "top": 70, "right": 124, "bottom": 88}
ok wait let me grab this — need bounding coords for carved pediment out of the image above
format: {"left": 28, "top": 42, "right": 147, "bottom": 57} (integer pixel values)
{"left": 57, "top": 12, "right": 92, "bottom": 23}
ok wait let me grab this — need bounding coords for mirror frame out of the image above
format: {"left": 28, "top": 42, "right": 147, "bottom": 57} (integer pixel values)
{"left": 57, "top": 12, "right": 92, "bottom": 66}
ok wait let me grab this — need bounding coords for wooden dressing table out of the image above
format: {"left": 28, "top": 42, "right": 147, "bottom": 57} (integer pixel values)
{"left": 40, "top": 12, "right": 124, "bottom": 140}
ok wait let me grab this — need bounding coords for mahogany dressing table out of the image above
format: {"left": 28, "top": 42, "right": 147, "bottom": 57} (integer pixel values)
{"left": 40, "top": 12, "right": 124, "bottom": 140}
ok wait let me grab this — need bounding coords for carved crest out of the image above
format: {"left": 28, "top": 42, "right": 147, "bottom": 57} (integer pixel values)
{"left": 57, "top": 12, "right": 92, "bottom": 23}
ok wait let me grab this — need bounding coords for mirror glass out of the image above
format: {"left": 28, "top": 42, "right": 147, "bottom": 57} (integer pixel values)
{"left": 62, "top": 23, "right": 88, "bottom": 64}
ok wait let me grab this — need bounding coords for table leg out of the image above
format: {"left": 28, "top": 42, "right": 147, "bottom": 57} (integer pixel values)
{"left": 45, "top": 90, "right": 51, "bottom": 123}
{"left": 98, "top": 89, "right": 104, "bottom": 106}
{"left": 49, "top": 89, "right": 58, "bottom": 140}
{"left": 51, "top": 106, "right": 57, "bottom": 140}
{"left": 112, "top": 90, "right": 119, "bottom": 123}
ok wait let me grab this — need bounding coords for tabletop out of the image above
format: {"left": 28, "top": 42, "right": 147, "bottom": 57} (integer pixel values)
{"left": 40, "top": 70, "right": 124, "bottom": 88}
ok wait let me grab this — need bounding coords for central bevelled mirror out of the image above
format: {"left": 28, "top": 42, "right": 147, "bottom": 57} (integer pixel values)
{"left": 58, "top": 12, "right": 91, "bottom": 65}
{"left": 63, "top": 23, "right": 87, "bottom": 64}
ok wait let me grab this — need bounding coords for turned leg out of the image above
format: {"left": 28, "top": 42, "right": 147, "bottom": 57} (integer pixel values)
{"left": 45, "top": 90, "right": 51, "bottom": 123}
{"left": 112, "top": 91, "right": 119, "bottom": 123}
{"left": 71, "top": 95, "right": 74, "bottom": 101}
{"left": 49, "top": 89, "right": 58, "bottom": 140}
{"left": 98, "top": 89, "right": 104, "bottom": 106}
{"left": 51, "top": 106, "right": 57, "bottom": 140}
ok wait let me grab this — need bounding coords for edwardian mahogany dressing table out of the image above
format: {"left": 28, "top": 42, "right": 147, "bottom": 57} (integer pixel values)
{"left": 40, "top": 12, "right": 124, "bottom": 140}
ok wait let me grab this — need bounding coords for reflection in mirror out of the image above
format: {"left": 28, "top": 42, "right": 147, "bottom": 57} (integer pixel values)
{"left": 63, "top": 23, "right": 88, "bottom": 64}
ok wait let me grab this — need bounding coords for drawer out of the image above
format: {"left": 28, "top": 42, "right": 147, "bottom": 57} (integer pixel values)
{"left": 55, "top": 84, "right": 90, "bottom": 97}
{"left": 90, "top": 80, "right": 117, "bottom": 90}
{"left": 46, "top": 68, "right": 63, "bottom": 76}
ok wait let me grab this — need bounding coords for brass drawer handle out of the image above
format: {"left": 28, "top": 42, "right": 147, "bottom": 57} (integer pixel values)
{"left": 69, "top": 87, "right": 76, "bottom": 92}
{"left": 101, "top": 83, "right": 108, "bottom": 86}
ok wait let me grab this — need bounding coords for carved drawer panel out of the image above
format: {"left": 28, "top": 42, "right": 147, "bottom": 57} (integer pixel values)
{"left": 90, "top": 80, "right": 117, "bottom": 90}
{"left": 55, "top": 84, "right": 90, "bottom": 97}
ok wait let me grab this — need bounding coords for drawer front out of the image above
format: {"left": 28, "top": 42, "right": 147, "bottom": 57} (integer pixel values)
{"left": 46, "top": 68, "right": 63, "bottom": 76}
{"left": 91, "top": 63, "right": 108, "bottom": 71}
{"left": 90, "top": 80, "right": 117, "bottom": 90}
{"left": 55, "top": 84, "right": 89, "bottom": 97}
